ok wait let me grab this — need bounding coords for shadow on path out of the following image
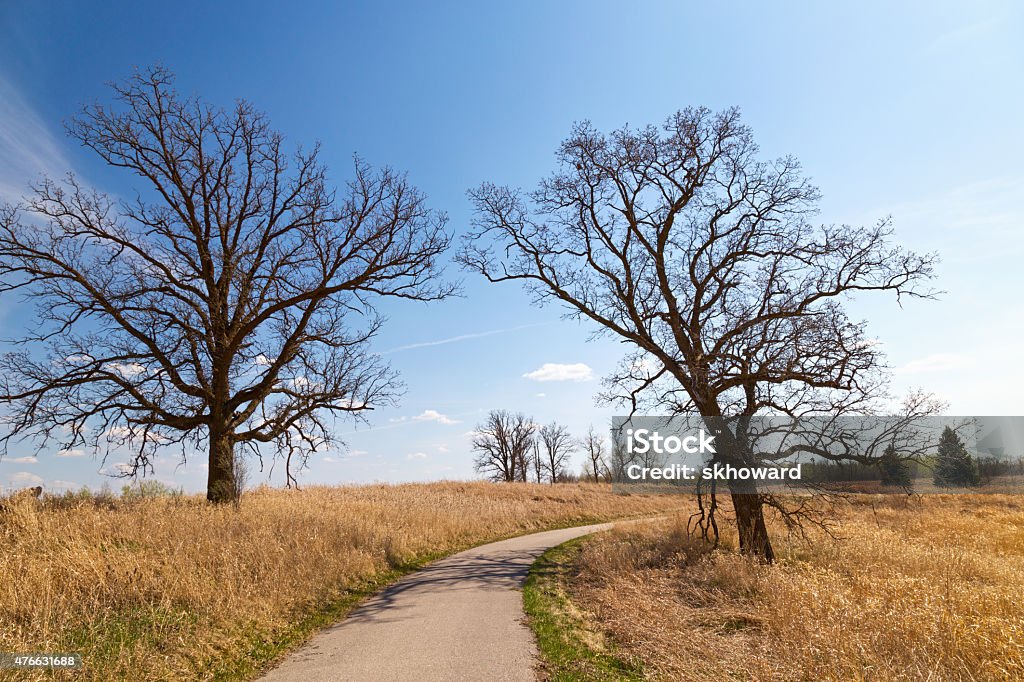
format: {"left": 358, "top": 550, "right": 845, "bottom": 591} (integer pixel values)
{"left": 337, "top": 547, "right": 539, "bottom": 625}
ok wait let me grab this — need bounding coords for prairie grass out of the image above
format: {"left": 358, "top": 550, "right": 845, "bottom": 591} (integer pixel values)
{"left": 0, "top": 482, "right": 678, "bottom": 681}
{"left": 564, "top": 495, "right": 1024, "bottom": 681}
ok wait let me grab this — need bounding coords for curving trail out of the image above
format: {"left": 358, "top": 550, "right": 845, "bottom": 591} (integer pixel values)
{"left": 258, "top": 522, "right": 612, "bottom": 682}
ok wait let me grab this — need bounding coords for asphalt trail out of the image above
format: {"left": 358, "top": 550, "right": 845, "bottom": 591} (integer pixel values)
{"left": 258, "top": 522, "right": 612, "bottom": 682}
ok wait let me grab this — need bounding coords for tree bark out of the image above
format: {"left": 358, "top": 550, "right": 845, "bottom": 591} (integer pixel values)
{"left": 729, "top": 480, "right": 775, "bottom": 563}
{"left": 207, "top": 426, "right": 237, "bottom": 504}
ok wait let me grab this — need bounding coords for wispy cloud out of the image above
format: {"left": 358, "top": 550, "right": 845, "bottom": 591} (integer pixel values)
{"left": 406, "top": 451, "right": 428, "bottom": 460}
{"left": 925, "top": 17, "right": 1001, "bottom": 55}
{"left": 0, "top": 73, "right": 71, "bottom": 202}
{"left": 99, "top": 463, "right": 134, "bottom": 477}
{"left": 322, "top": 449, "right": 368, "bottom": 463}
{"left": 523, "top": 362, "right": 594, "bottom": 382}
{"left": 49, "top": 479, "right": 80, "bottom": 491}
{"left": 6, "top": 456, "right": 38, "bottom": 464}
{"left": 896, "top": 353, "right": 976, "bottom": 374}
{"left": 381, "top": 321, "right": 557, "bottom": 354}
{"left": 859, "top": 176, "right": 1024, "bottom": 264}
{"left": 8, "top": 471, "right": 43, "bottom": 487}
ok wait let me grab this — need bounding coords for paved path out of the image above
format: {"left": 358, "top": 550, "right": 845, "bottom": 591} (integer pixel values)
{"left": 258, "top": 522, "right": 612, "bottom": 682}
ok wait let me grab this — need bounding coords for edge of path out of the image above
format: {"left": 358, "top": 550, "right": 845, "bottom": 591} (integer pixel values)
{"left": 523, "top": 536, "right": 645, "bottom": 681}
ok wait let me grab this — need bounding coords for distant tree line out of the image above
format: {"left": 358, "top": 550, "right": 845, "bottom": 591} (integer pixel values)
{"left": 799, "top": 427, "right": 1022, "bottom": 490}
{"left": 471, "top": 410, "right": 609, "bottom": 483}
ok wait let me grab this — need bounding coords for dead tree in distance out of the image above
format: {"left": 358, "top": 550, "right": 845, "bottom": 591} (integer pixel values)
{"left": 471, "top": 410, "right": 536, "bottom": 482}
{"left": 538, "top": 421, "right": 575, "bottom": 484}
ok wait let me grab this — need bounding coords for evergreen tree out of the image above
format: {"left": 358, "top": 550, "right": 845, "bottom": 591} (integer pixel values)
{"left": 879, "top": 443, "right": 913, "bottom": 490}
{"left": 933, "top": 427, "right": 981, "bottom": 487}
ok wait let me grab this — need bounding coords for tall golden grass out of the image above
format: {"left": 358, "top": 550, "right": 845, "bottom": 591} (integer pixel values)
{"left": 0, "top": 482, "right": 679, "bottom": 681}
{"left": 571, "top": 495, "right": 1024, "bottom": 681}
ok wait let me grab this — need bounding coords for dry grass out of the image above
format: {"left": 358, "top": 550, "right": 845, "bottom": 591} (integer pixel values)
{"left": 569, "top": 495, "right": 1024, "bottom": 681}
{"left": 0, "top": 481, "right": 679, "bottom": 681}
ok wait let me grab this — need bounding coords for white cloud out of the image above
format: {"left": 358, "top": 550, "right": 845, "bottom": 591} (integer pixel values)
{"left": 407, "top": 452, "right": 428, "bottom": 460}
{"left": 535, "top": 393, "right": 546, "bottom": 398}
{"left": 65, "top": 354, "right": 95, "bottom": 365}
{"left": 436, "top": 444, "right": 449, "bottom": 454}
{"left": 254, "top": 354, "right": 274, "bottom": 366}
{"left": 104, "top": 427, "right": 168, "bottom": 443}
{"left": 412, "top": 410, "right": 460, "bottom": 425}
{"left": 522, "top": 362, "right": 594, "bottom": 382}
{"left": 106, "top": 426, "right": 132, "bottom": 440}
{"left": 627, "top": 355, "right": 661, "bottom": 378}
{"left": 896, "top": 353, "right": 976, "bottom": 374}
{"left": 57, "top": 448, "right": 85, "bottom": 457}
{"left": 8, "top": 471, "right": 43, "bottom": 487}
{"left": 106, "top": 362, "right": 145, "bottom": 378}
{"left": 7, "top": 456, "right": 38, "bottom": 464}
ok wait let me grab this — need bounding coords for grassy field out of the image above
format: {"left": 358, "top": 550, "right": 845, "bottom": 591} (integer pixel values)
{"left": 0, "top": 482, "right": 680, "bottom": 681}
{"left": 531, "top": 495, "right": 1024, "bottom": 681}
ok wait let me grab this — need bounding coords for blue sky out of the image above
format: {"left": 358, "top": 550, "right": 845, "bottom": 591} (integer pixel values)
{"left": 1, "top": 0, "right": 1022, "bottom": 493}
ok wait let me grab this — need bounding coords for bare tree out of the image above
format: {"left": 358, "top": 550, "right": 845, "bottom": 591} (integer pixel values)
{"left": 471, "top": 410, "right": 536, "bottom": 482}
{"left": 0, "top": 67, "right": 453, "bottom": 503}
{"left": 582, "top": 426, "right": 608, "bottom": 482}
{"left": 531, "top": 441, "right": 544, "bottom": 483}
{"left": 608, "top": 436, "right": 631, "bottom": 481}
{"left": 538, "top": 421, "right": 575, "bottom": 484}
{"left": 460, "top": 107, "right": 937, "bottom": 561}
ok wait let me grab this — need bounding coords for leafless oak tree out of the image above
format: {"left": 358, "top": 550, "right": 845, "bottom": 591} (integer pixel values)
{"left": 460, "top": 107, "right": 937, "bottom": 561}
{"left": 538, "top": 421, "right": 575, "bottom": 484}
{"left": 0, "top": 67, "right": 453, "bottom": 503}
{"left": 471, "top": 410, "right": 536, "bottom": 482}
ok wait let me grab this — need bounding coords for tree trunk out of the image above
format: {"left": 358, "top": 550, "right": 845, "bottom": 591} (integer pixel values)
{"left": 207, "top": 427, "right": 237, "bottom": 504}
{"left": 729, "top": 480, "right": 775, "bottom": 563}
